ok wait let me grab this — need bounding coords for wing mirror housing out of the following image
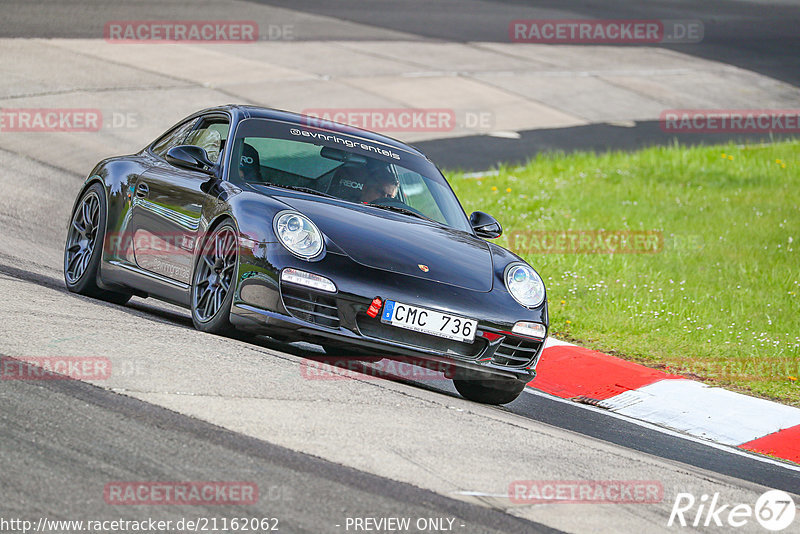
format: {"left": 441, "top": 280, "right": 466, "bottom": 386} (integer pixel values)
{"left": 470, "top": 211, "right": 502, "bottom": 239}
{"left": 166, "top": 145, "right": 215, "bottom": 174}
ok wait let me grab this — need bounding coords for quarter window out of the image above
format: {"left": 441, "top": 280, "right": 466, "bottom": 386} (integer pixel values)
{"left": 151, "top": 119, "right": 197, "bottom": 158}
{"left": 151, "top": 116, "right": 230, "bottom": 164}
{"left": 184, "top": 118, "right": 229, "bottom": 164}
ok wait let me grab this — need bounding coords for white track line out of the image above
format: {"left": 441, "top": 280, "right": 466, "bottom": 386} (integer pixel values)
{"left": 523, "top": 387, "right": 800, "bottom": 474}
{"left": 598, "top": 380, "right": 800, "bottom": 446}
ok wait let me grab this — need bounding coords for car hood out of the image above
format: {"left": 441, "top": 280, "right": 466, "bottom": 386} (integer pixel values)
{"left": 278, "top": 196, "right": 494, "bottom": 292}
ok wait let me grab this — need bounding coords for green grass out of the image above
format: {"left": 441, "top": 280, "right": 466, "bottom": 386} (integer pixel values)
{"left": 448, "top": 140, "right": 800, "bottom": 405}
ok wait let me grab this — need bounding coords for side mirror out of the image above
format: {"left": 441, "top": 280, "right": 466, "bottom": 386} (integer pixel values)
{"left": 166, "top": 145, "right": 215, "bottom": 174}
{"left": 470, "top": 211, "right": 502, "bottom": 239}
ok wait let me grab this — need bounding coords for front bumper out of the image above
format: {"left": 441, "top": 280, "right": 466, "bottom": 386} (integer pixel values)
{"left": 230, "top": 242, "right": 548, "bottom": 381}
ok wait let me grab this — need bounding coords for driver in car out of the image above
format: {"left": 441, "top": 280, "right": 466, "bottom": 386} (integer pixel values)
{"left": 361, "top": 166, "right": 399, "bottom": 203}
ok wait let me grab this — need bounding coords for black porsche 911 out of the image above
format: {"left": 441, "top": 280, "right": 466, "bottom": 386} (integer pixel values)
{"left": 64, "top": 105, "right": 548, "bottom": 404}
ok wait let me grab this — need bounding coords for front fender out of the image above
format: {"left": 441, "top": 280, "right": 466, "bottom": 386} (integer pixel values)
{"left": 487, "top": 241, "right": 549, "bottom": 326}
{"left": 220, "top": 190, "right": 291, "bottom": 244}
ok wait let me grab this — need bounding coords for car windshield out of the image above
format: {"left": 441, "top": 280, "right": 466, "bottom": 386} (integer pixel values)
{"left": 228, "top": 118, "right": 471, "bottom": 232}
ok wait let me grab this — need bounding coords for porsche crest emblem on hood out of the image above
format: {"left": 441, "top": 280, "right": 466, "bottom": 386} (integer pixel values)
{"left": 418, "top": 264, "right": 429, "bottom": 272}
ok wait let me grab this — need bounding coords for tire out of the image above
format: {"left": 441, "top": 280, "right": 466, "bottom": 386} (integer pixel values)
{"left": 190, "top": 220, "right": 238, "bottom": 335}
{"left": 64, "top": 183, "right": 131, "bottom": 305}
{"left": 453, "top": 376, "right": 527, "bottom": 405}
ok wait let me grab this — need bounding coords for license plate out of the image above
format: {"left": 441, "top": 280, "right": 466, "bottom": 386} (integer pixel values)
{"left": 380, "top": 300, "right": 477, "bottom": 343}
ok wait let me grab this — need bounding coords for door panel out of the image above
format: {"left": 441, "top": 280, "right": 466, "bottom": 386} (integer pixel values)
{"left": 130, "top": 161, "right": 211, "bottom": 285}
{"left": 126, "top": 113, "right": 230, "bottom": 296}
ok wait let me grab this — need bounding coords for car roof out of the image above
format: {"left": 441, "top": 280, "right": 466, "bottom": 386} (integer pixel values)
{"left": 198, "top": 104, "right": 430, "bottom": 161}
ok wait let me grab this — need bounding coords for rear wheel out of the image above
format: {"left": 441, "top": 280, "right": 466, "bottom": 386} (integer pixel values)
{"left": 64, "top": 183, "right": 131, "bottom": 305}
{"left": 191, "top": 221, "right": 238, "bottom": 334}
{"left": 453, "top": 376, "right": 527, "bottom": 405}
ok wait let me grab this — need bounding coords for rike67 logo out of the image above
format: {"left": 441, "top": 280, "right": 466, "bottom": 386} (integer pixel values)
{"left": 668, "top": 490, "right": 796, "bottom": 531}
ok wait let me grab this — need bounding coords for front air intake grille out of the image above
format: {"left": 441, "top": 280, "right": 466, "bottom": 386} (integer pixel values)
{"left": 356, "top": 314, "right": 485, "bottom": 358}
{"left": 281, "top": 284, "right": 340, "bottom": 328}
{"left": 492, "top": 336, "right": 543, "bottom": 367}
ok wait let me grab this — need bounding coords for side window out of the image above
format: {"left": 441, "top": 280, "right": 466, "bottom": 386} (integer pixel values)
{"left": 184, "top": 118, "right": 229, "bottom": 164}
{"left": 150, "top": 119, "right": 197, "bottom": 158}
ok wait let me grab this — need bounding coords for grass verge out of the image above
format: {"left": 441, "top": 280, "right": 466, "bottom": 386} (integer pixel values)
{"left": 449, "top": 140, "right": 800, "bottom": 405}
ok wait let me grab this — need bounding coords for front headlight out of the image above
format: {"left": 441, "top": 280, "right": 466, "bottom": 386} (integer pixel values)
{"left": 273, "top": 211, "right": 323, "bottom": 259}
{"left": 505, "top": 263, "right": 545, "bottom": 308}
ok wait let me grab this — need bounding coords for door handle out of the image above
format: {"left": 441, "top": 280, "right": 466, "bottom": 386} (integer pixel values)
{"left": 136, "top": 182, "right": 149, "bottom": 198}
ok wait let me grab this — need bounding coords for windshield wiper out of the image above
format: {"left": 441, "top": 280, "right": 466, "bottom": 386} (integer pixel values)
{"left": 261, "top": 182, "right": 336, "bottom": 199}
{"left": 365, "top": 203, "right": 436, "bottom": 223}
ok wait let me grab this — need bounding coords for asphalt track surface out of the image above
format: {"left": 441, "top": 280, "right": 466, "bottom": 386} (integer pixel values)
{"left": 1, "top": 2, "right": 799, "bottom": 533}
{"left": 6, "top": 0, "right": 800, "bottom": 87}
{"left": 253, "top": 0, "right": 800, "bottom": 86}
{"left": 259, "top": 0, "right": 800, "bottom": 169}
{"left": 2, "top": 0, "right": 799, "bottom": 170}
{"left": 414, "top": 122, "right": 798, "bottom": 171}
{"left": 1, "top": 372, "right": 551, "bottom": 534}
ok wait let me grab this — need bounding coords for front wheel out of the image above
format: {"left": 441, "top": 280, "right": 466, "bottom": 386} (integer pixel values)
{"left": 191, "top": 221, "right": 238, "bottom": 335}
{"left": 64, "top": 183, "right": 131, "bottom": 305}
{"left": 453, "top": 376, "right": 527, "bottom": 405}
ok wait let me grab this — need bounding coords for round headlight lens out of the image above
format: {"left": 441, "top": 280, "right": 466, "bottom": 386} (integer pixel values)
{"left": 505, "top": 263, "right": 545, "bottom": 308}
{"left": 274, "top": 211, "right": 323, "bottom": 259}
